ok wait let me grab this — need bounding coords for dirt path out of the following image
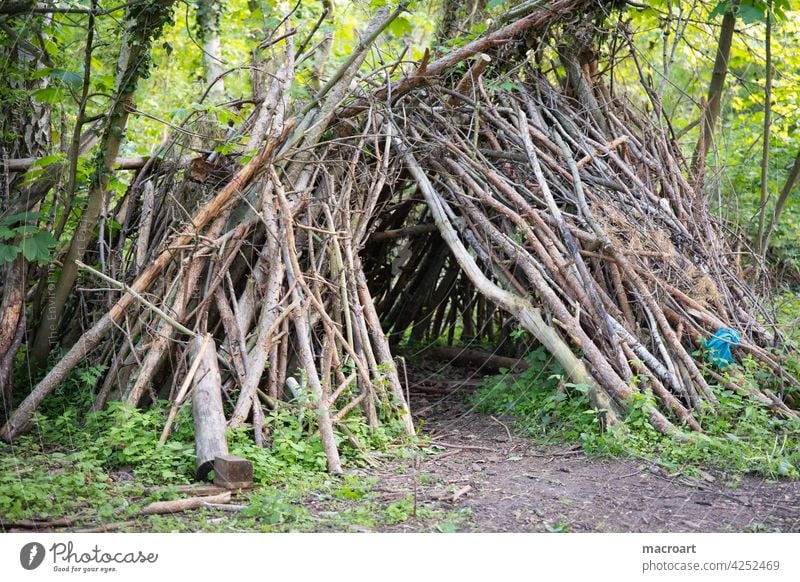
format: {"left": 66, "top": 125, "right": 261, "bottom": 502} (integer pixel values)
{"left": 359, "top": 385, "right": 800, "bottom": 533}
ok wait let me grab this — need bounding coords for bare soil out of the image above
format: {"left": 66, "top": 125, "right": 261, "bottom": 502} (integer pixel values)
{"left": 341, "top": 362, "right": 800, "bottom": 533}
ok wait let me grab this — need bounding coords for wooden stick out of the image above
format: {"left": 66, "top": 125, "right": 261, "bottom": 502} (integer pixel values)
{"left": 396, "top": 130, "right": 622, "bottom": 426}
{"left": 576, "top": 135, "right": 629, "bottom": 168}
{"left": 76, "top": 260, "right": 197, "bottom": 338}
{"left": 138, "top": 492, "right": 232, "bottom": 516}
{"left": 343, "top": 0, "right": 589, "bottom": 113}
{"left": 425, "top": 345, "right": 529, "bottom": 371}
{"left": 159, "top": 333, "right": 211, "bottom": 445}
{"left": 143, "top": 484, "right": 227, "bottom": 496}
{"left": 449, "top": 53, "right": 491, "bottom": 105}
{"left": 5, "top": 155, "right": 152, "bottom": 173}
{"left": 369, "top": 224, "right": 438, "bottom": 241}
{"left": 1, "top": 127, "right": 292, "bottom": 442}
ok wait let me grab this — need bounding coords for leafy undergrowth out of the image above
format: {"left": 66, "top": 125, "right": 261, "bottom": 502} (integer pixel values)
{"left": 140, "top": 476, "right": 473, "bottom": 533}
{"left": 0, "top": 387, "right": 440, "bottom": 531}
{"left": 471, "top": 347, "right": 800, "bottom": 481}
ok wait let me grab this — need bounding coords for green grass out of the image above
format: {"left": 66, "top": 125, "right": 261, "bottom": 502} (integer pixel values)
{"left": 471, "top": 347, "right": 604, "bottom": 443}
{"left": 470, "top": 346, "right": 800, "bottom": 480}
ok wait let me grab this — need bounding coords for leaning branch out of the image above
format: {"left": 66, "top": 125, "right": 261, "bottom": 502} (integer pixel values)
{"left": 0, "top": 126, "right": 292, "bottom": 442}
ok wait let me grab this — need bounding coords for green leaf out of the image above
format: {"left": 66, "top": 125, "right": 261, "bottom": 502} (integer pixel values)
{"left": 214, "top": 107, "right": 238, "bottom": 126}
{"left": 107, "top": 174, "right": 127, "bottom": 196}
{"left": 214, "top": 142, "right": 236, "bottom": 155}
{"left": 92, "top": 73, "right": 116, "bottom": 93}
{"left": 29, "top": 67, "right": 54, "bottom": 80}
{"left": 22, "top": 167, "right": 46, "bottom": 186}
{"left": 0, "top": 244, "right": 20, "bottom": 264}
{"left": 0, "top": 225, "right": 15, "bottom": 240}
{"left": 49, "top": 69, "right": 83, "bottom": 89}
{"left": 709, "top": 0, "right": 731, "bottom": 19}
{"left": 487, "top": 0, "right": 510, "bottom": 9}
{"left": 42, "top": 37, "right": 58, "bottom": 59}
{"left": 32, "top": 87, "right": 62, "bottom": 104}
{"left": 388, "top": 16, "right": 412, "bottom": 37}
{"left": 19, "top": 231, "right": 55, "bottom": 263}
{"left": 105, "top": 219, "right": 123, "bottom": 233}
{"left": 773, "top": 0, "right": 790, "bottom": 19}
{"left": 737, "top": 3, "right": 767, "bottom": 24}
{"left": 30, "top": 154, "right": 64, "bottom": 169}
{"left": 14, "top": 225, "right": 40, "bottom": 236}
{"left": 1, "top": 211, "right": 47, "bottom": 225}
{"left": 98, "top": 503, "right": 115, "bottom": 518}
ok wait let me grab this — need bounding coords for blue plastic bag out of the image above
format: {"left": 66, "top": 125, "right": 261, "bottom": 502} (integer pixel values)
{"left": 703, "top": 328, "right": 740, "bottom": 368}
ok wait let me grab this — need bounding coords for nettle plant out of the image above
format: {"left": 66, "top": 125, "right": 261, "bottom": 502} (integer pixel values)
{"left": 0, "top": 211, "right": 56, "bottom": 265}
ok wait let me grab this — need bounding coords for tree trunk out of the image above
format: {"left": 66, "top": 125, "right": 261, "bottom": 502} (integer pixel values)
{"left": 755, "top": 4, "right": 773, "bottom": 256}
{"left": 0, "top": 11, "right": 51, "bottom": 409}
{"left": 30, "top": 0, "right": 176, "bottom": 365}
{"left": 692, "top": 0, "right": 739, "bottom": 172}
{"left": 426, "top": 345, "right": 530, "bottom": 372}
{"left": 197, "top": 0, "right": 225, "bottom": 102}
{"left": 760, "top": 149, "right": 800, "bottom": 253}
{"left": 0, "top": 256, "right": 25, "bottom": 420}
